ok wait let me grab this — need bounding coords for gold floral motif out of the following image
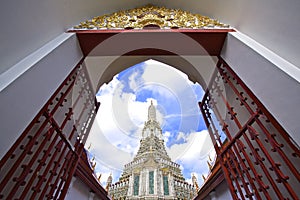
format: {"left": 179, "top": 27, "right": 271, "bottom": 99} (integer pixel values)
{"left": 73, "top": 5, "right": 229, "bottom": 30}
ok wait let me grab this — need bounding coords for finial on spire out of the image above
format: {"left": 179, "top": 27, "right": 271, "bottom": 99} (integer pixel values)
{"left": 106, "top": 173, "right": 113, "bottom": 191}
{"left": 207, "top": 160, "right": 212, "bottom": 170}
{"left": 87, "top": 143, "right": 92, "bottom": 150}
{"left": 97, "top": 173, "right": 102, "bottom": 182}
{"left": 148, "top": 100, "right": 157, "bottom": 121}
{"left": 92, "top": 162, "right": 97, "bottom": 171}
{"left": 192, "top": 174, "right": 199, "bottom": 191}
{"left": 202, "top": 174, "right": 206, "bottom": 181}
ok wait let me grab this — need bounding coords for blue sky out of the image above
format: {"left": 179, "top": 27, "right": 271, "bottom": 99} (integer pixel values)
{"left": 85, "top": 59, "right": 217, "bottom": 187}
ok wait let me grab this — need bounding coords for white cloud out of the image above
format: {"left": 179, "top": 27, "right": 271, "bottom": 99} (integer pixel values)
{"left": 128, "top": 70, "right": 140, "bottom": 91}
{"left": 163, "top": 131, "right": 171, "bottom": 144}
{"left": 141, "top": 83, "right": 177, "bottom": 102}
{"left": 142, "top": 60, "right": 202, "bottom": 132}
{"left": 85, "top": 119, "right": 133, "bottom": 170}
{"left": 86, "top": 76, "right": 166, "bottom": 177}
{"left": 94, "top": 161, "right": 121, "bottom": 186}
{"left": 178, "top": 130, "right": 213, "bottom": 160}
{"left": 143, "top": 60, "right": 190, "bottom": 91}
{"left": 176, "top": 132, "right": 186, "bottom": 142}
{"left": 96, "top": 78, "right": 141, "bottom": 139}
{"left": 127, "top": 98, "right": 164, "bottom": 127}
{"left": 166, "top": 130, "right": 216, "bottom": 184}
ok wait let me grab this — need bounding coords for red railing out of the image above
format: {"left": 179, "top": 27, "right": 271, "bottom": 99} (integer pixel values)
{"left": 200, "top": 57, "right": 300, "bottom": 199}
{"left": 0, "top": 60, "right": 99, "bottom": 199}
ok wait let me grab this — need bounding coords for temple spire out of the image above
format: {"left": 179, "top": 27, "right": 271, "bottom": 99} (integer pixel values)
{"left": 108, "top": 100, "right": 197, "bottom": 199}
{"left": 148, "top": 100, "right": 157, "bottom": 121}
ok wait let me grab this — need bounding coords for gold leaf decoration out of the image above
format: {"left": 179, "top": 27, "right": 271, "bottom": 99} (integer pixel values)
{"left": 72, "top": 5, "right": 229, "bottom": 30}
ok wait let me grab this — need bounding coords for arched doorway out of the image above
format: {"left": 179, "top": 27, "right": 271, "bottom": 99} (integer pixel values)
{"left": 1, "top": 5, "right": 299, "bottom": 199}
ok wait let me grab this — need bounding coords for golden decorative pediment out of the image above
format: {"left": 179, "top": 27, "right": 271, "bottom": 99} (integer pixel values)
{"left": 73, "top": 5, "right": 229, "bottom": 30}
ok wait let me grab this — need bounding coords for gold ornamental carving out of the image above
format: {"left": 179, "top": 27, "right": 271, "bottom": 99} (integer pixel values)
{"left": 73, "top": 5, "right": 229, "bottom": 30}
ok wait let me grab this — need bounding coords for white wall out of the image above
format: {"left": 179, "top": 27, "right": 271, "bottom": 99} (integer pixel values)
{"left": 0, "top": 0, "right": 150, "bottom": 74}
{"left": 0, "top": 0, "right": 150, "bottom": 159}
{"left": 66, "top": 178, "right": 91, "bottom": 200}
{"left": 0, "top": 34, "right": 82, "bottom": 159}
{"left": 204, "top": 180, "right": 232, "bottom": 200}
{"left": 153, "top": 0, "right": 300, "bottom": 68}
{"left": 66, "top": 177, "right": 103, "bottom": 200}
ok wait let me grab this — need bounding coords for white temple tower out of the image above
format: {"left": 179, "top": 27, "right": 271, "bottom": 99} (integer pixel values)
{"left": 108, "top": 101, "right": 198, "bottom": 200}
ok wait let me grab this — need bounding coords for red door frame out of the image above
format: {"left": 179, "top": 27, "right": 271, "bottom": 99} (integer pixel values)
{"left": 200, "top": 57, "right": 300, "bottom": 199}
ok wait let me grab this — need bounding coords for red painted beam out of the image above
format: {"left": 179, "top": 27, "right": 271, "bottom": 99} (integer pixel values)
{"left": 72, "top": 29, "right": 234, "bottom": 57}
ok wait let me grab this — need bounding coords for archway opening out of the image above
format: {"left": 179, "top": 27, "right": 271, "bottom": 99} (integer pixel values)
{"left": 85, "top": 59, "right": 217, "bottom": 188}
